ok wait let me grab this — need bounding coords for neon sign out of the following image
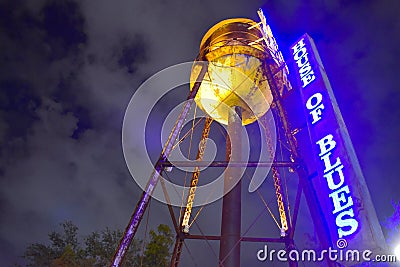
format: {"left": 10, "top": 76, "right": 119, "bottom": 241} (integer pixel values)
{"left": 289, "top": 34, "right": 386, "bottom": 257}
{"left": 291, "top": 37, "right": 359, "bottom": 239}
{"left": 291, "top": 38, "right": 315, "bottom": 88}
{"left": 257, "top": 9, "right": 288, "bottom": 73}
{"left": 257, "top": 9, "right": 292, "bottom": 94}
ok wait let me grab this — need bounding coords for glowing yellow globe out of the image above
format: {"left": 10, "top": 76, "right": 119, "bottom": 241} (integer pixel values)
{"left": 190, "top": 18, "right": 272, "bottom": 125}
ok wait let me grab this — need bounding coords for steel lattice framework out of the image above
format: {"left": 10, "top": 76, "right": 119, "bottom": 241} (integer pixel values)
{"left": 110, "top": 10, "right": 338, "bottom": 267}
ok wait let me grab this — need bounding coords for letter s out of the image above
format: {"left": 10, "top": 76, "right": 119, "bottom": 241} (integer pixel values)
{"left": 336, "top": 209, "right": 359, "bottom": 238}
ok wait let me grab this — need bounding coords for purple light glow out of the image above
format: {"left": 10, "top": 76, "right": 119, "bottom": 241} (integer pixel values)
{"left": 289, "top": 34, "right": 387, "bottom": 256}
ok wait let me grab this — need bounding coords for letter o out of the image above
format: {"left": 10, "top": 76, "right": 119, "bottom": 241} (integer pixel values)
{"left": 306, "top": 92, "right": 323, "bottom": 110}
{"left": 294, "top": 47, "right": 307, "bottom": 61}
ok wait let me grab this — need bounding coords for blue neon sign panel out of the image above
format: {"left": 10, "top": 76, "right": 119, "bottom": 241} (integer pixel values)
{"left": 290, "top": 34, "right": 386, "bottom": 255}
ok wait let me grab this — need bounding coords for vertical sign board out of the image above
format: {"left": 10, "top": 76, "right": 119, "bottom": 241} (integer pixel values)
{"left": 290, "top": 34, "right": 386, "bottom": 260}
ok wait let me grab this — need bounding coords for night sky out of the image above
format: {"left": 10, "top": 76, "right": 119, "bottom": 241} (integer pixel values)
{"left": 0, "top": 0, "right": 399, "bottom": 266}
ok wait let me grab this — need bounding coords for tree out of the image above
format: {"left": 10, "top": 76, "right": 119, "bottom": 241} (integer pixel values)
{"left": 23, "top": 221, "right": 172, "bottom": 267}
{"left": 24, "top": 221, "right": 85, "bottom": 267}
{"left": 23, "top": 243, "right": 56, "bottom": 267}
{"left": 84, "top": 227, "right": 141, "bottom": 266}
{"left": 142, "top": 224, "right": 174, "bottom": 267}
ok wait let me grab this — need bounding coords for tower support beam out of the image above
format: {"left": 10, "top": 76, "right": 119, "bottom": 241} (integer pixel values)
{"left": 110, "top": 62, "right": 208, "bottom": 267}
{"left": 263, "top": 60, "right": 335, "bottom": 267}
{"left": 219, "top": 107, "right": 242, "bottom": 267}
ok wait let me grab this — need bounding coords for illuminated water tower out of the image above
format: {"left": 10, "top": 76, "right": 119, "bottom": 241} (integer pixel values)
{"left": 111, "top": 9, "right": 387, "bottom": 267}
{"left": 184, "top": 17, "right": 278, "bottom": 267}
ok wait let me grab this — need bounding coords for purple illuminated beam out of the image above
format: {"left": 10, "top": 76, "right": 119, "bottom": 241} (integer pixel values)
{"left": 110, "top": 62, "right": 209, "bottom": 267}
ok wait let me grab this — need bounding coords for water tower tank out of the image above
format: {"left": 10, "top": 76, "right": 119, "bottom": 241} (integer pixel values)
{"left": 190, "top": 18, "right": 272, "bottom": 125}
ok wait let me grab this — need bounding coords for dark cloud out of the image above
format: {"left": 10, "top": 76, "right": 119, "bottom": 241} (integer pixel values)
{"left": 0, "top": 79, "right": 41, "bottom": 140}
{"left": 41, "top": 0, "right": 87, "bottom": 58}
{"left": 0, "top": 0, "right": 150, "bottom": 264}
{"left": 116, "top": 34, "right": 148, "bottom": 74}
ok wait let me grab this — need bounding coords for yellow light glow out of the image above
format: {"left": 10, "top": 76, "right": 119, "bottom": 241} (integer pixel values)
{"left": 190, "top": 18, "right": 272, "bottom": 126}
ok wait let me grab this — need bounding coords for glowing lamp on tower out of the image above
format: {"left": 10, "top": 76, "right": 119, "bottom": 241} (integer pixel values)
{"left": 190, "top": 18, "right": 273, "bottom": 125}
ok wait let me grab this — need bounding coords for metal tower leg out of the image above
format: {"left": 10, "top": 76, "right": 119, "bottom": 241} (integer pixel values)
{"left": 170, "top": 117, "right": 213, "bottom": 266}
{"left": 263, "top": 61, "right": 337, "bottom": 267}
{"left": 219, "top": 107, "right": 242, "bottom": 267}
{"left": 181, "top": 117, "right": 213, "bottom": 232}
{"left": 170, "top": 234, "right": 185, "bottom": 267}
{"left": 261, "top": 114, "right": 297, "bottom": 267}
{"left": 110, "top": 62, "right": 208, "bottom": 267}
{"left": 261, "top": 115, "right": 289, "bottom": 233}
